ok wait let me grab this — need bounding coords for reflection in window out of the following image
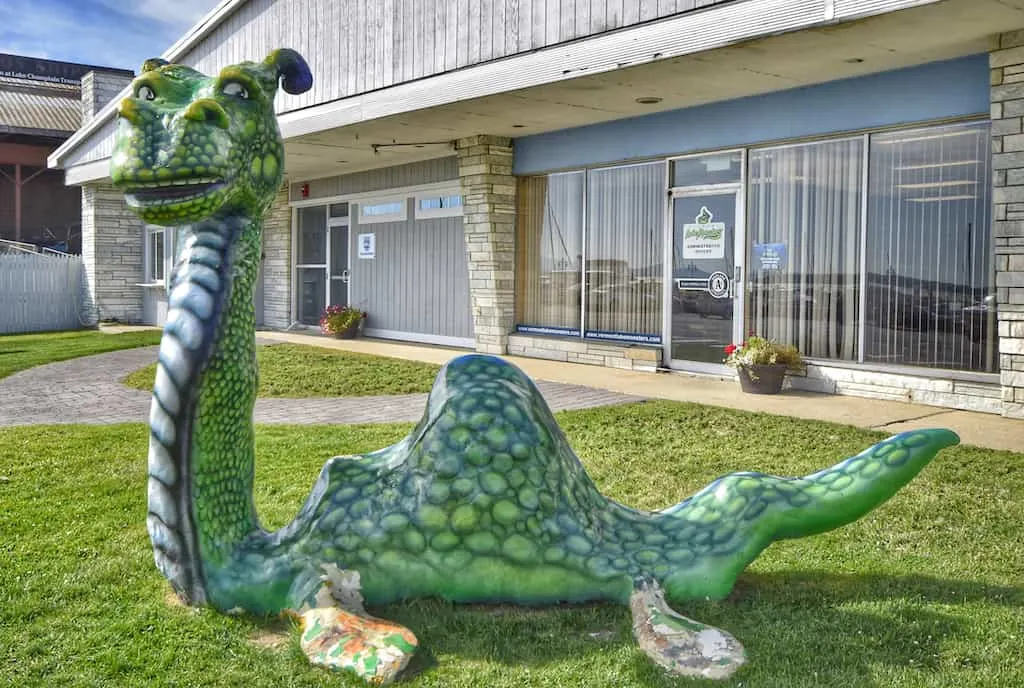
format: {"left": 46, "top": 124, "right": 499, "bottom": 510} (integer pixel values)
{"left": 865, "top": 121, "right": 996, "bottom": 372}
{"left": 746, "top": 137, "right": 864, "bottom": 360}
{"left": 585, "top": 162, "right": 664, "bottom": 342}
{"left": 297, "top": 206, "right": 326, "bottom": 265}
{"left": 515, "top": 172, "right": 584, "bottom": 334}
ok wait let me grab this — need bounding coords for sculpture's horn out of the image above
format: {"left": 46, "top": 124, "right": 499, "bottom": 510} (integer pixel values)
{"left": 141, "top": 57, "right": 170, "bottom": 73}
{"left": 261, "top": 49, "right": 313, "bottom": 95}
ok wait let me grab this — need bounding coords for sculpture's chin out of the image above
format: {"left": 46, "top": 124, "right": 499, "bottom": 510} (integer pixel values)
{"left": 122, "top": 179, "right": 230, "bottom": 225}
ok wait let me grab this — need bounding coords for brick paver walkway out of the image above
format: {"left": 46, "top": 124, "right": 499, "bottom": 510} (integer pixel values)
{"left": 0, "top": 345, "right": 643, "bottom": 427}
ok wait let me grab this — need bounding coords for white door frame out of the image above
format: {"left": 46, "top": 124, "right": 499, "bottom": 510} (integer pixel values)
{"left": 662, "top": 182, "right": 747, "bottom": 374}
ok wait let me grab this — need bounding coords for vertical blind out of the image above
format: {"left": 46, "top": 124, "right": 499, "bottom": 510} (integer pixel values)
{"left": 584, "top": 162, "right": 664, "bottom": 338}
{"left": 746, "top": 137, "right": 864, "bottom": 360}
{"left": 865, "top": 122, "right": 995, "bottom": 372}
{"left": 515, "top": 172, "right": 584, "bottom": 331}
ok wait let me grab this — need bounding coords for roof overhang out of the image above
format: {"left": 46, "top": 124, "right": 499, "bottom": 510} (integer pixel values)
{"left": 49, "top": 0, "right": 1024, "bottom": 183}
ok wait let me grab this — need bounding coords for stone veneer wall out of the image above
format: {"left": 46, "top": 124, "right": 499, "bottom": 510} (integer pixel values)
{"left": 455, "top": 135, "right": 515, "bottom": 354}
{"left": 507, "top": 334, "right": 661, "bottom": 372}
{"left": 80, "top": 182, "right": 143, "bottom": 323}
{"left": 991, "top": 31, "right": 1024, "bottom": 419}
{"left": 261, "top": 184, "right": 291, "bottom": 329}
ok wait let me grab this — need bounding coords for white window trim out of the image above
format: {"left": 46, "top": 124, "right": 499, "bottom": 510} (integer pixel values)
{"left": 356, "top": 196, "right": 408, "bottom": 224}
{"left": 142, "top": 226, "right": 166, "bottom": 287}
{"left": 414, "top": 188, "right": 464, "bottom": 219}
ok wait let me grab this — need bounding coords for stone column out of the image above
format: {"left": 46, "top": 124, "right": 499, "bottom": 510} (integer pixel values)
{"left": 456, "top": 135, "right": 516, "bottom": 354}
{"left": 991, "top": 31, "right": 1024, "bottom": 418}
{"left": 262, "top": 183, "right": 292, "bottom": 329}
{"left": 81, "top": 182, "right": 144, "bottom": 323}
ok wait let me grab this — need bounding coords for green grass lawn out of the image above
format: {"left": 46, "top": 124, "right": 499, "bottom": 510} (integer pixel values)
{"left": 122, "top": 343, "right": 442, "bottom": 397}
{"left": 1, "top": 402, "right": 1021, "bottom": 687}
{"left": 0, "top": 329, "right": 162, "bottom": 380}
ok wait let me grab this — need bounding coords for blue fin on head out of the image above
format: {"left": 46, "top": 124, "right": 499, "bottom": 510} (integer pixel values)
{"left": 263, "top": 48, "right": 313, "bottom": 95}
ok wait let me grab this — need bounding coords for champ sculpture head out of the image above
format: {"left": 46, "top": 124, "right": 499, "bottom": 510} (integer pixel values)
{"left": 111, "top": 49, "right": 311, "bottom": 224}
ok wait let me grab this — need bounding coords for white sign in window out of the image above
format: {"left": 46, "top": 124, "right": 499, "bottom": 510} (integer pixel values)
{"left": 681, "top": 206, "right": 726, "bottom": 260}
{"left": 357, "top": 233, "right": 376, "bottom": 259}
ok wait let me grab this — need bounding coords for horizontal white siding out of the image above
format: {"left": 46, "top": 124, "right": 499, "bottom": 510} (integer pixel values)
{"left": 180, "top": 0, "right": 737, "bottom": 117}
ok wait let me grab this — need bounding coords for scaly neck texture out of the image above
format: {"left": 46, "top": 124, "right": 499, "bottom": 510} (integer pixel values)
{"left": 187, "top": 213, "right": 262, "bottom": 569}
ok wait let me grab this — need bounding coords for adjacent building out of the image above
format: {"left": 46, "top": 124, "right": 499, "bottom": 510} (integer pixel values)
{"left": 1, "top": 53, "right": 132, "bottom": 252}
{"left": 47, "top": 0, "right": 1024, "bottom": 418}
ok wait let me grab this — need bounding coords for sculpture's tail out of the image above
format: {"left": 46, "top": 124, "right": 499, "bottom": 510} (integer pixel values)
{"left": 657, "top": 429, "right": 959, "bottom": 601}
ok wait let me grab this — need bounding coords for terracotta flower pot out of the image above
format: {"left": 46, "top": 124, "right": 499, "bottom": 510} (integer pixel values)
{"left": 736, "top": 363, "right": 788, "bottom": 394}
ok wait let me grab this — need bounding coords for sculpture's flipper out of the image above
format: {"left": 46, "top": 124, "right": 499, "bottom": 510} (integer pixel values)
{"left": 630, "top": 579, "right": 746, "bottom": 680}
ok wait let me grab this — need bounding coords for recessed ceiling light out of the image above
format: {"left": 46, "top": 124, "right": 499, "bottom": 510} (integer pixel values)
{"left": 635, "top": 96, "right": 662, "bottom": 104}
{"left": 512, "top": 124, "right": 525, "bottom": 128}
{"left": 845, "top": 58, "right": 864, "bottom": 63}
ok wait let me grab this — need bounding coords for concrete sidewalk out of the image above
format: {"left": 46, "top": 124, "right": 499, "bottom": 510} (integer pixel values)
{"left": 256, "top": 330, "right": 1023, "bottom": 453}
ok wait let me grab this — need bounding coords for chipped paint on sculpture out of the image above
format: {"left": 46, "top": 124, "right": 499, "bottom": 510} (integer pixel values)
{"left": 110, "top": 49, "right": 960, "bottom": 684}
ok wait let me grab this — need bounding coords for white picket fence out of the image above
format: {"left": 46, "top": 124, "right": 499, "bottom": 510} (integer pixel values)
{"left": 0, "top": 252, "right": 96, "bottom": 334}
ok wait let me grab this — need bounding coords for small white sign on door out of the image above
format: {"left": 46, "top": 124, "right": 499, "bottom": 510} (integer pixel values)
{"left": 681, "top": 206, "right": 726, "bottom": 260}
{"left": 357, "top": 233, "right": 375, "bottom": 259}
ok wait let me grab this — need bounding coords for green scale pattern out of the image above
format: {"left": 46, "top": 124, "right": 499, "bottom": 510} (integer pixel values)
{"left": 205, "top": 355, "right": 959, "bottom": 614}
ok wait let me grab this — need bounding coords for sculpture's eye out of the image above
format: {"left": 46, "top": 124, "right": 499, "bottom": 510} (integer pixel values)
{"left": 221, "top": 82, "right": 249, "bottom": 99}
{"left": 136, "top": 84, "right": 156, "bottom": 101}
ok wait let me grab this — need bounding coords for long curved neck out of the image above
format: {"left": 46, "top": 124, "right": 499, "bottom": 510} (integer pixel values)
{"left": 146, "top": 211, "right": 262, "bottom": 605}
{"left": 189, "top": 215, "right": 262, "bottom": 564}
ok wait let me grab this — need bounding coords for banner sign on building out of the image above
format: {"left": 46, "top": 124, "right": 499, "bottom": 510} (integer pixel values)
{"left": 0, "top": 53, "right": 132, "bottom": 86}
{"left": 681, "top": 206, "right": 726, "bottom": 260}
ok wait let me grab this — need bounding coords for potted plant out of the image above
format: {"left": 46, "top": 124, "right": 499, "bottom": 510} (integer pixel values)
{"left": 723, "top": 333, "right": 805, "bottom": 394}
{"left": 319, "top": 305, "right": 366, "bottom": 339}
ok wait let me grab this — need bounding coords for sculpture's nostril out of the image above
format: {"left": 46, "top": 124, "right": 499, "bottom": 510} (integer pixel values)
{"left": 118, "top": 97, "right": 143, "bottom": 125}
{"left": 184, "top": 99, "right": 229, "bottom": 129}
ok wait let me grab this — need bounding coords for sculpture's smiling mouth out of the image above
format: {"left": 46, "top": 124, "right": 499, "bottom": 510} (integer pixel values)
{"left": 124, "top": 178, "right": 226, "bottom": 208}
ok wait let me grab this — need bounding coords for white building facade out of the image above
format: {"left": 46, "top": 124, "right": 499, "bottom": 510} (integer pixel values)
{"left": 49, "top": 0, "right": 1024, "bottom": 419}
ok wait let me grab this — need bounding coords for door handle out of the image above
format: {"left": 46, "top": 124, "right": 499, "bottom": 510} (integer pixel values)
{"left": 341, "top": 269, "right": 350, "bottom": 283}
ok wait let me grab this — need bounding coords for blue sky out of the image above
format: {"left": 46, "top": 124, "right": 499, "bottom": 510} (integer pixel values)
{"left": 0, "top": 0, "right": 219, "bottom": 72}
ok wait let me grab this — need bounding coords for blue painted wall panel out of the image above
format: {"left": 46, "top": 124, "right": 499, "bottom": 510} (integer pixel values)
{"left": 513, "top": 55, "right": 990, "bottom": 175}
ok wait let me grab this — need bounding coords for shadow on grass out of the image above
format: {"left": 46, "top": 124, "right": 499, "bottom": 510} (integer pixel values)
{"left": 302, "top": 570, "right": 1024, "bottom": 687}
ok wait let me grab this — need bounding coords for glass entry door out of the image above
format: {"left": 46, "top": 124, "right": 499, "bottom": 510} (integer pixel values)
{"left": 668, "top": 189, "right": 744, "bottom": 365}
{"left": 329, "top": 224, "right": 350, "bottom": 307}
{"left": 295, "top": 204, "right": 351, "bottom": 326}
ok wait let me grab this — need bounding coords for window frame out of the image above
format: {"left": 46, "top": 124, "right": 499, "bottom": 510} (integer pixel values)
{"left": 357, "top": 196, "right": 408, "bottom": 224}
{"left": 144, "top": 225, "right": 166, "bottom": 286}
{"left": 414, "top": 189, "right": 464, "bottom": 219}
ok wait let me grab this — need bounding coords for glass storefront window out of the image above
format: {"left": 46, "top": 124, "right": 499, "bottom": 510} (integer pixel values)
{"left": 865, "top": 121, "right": 996, "bottom": 372}
{"left": 671, "top": 151, "right": 742, "bottom": 187}
{"left": 585, "top": 162, "right": 664, "bottom": 342}
{"left": 515, "top": 172, "right": 585, "bottom": 334}
{"left": 746, "top": 137, "right": 864, "bottom": 361}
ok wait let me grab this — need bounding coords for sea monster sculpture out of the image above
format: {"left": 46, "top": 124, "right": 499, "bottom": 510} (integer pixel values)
{"left": 111, "top": 49, "right": 960, "bottom": 684}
